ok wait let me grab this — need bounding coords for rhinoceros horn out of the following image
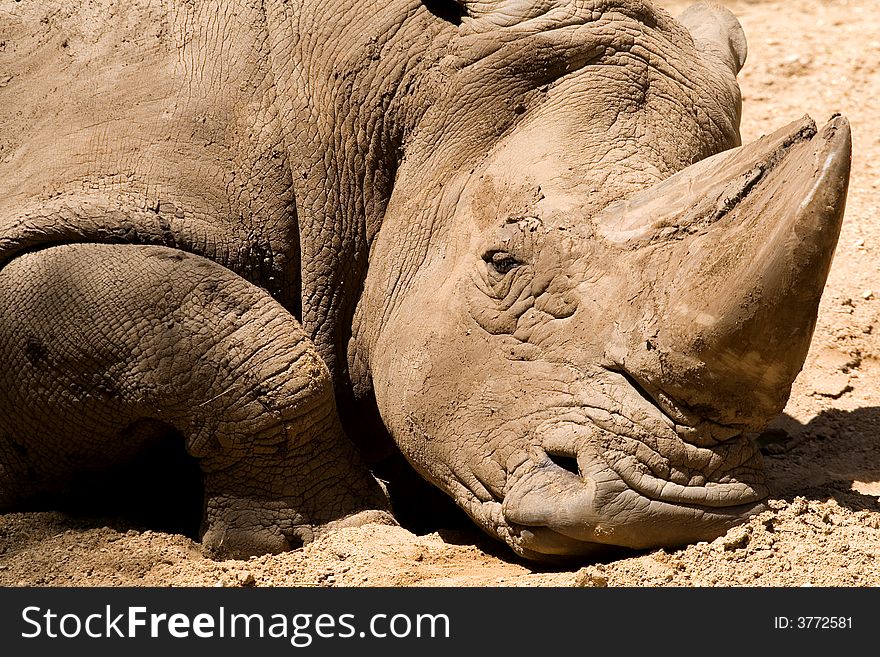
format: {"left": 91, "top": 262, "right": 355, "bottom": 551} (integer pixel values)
{"left": 600, "top": 114, "right": 851, "bottom": 429}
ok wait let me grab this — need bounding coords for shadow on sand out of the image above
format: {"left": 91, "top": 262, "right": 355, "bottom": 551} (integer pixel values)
{"left": 761, "top": 406, "right": 880, "bottom": 513}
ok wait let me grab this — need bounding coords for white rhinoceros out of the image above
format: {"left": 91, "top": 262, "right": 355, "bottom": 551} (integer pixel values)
{"left": 0, "top": 0, "right": 850, "bottom": 561}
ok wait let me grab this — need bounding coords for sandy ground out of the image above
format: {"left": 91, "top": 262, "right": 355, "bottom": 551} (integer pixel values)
{"left": 1, "top": 0, "right": 878, "bottom": 587}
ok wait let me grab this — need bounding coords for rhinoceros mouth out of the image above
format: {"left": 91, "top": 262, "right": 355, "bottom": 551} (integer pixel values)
{"left": 499, "top": 441, "right": 765, "bottom": 560}
{"left": 598, "top": 367, "right": 768, "bottom": 506}
{"left": 601, "top": 450, "right": 766, "bottom": 507}
{"left": 498, "top": 446, "right": 765, "bottom": 560}
{"left": 538, "top": 367, "right": 769, "bottom": 503}
{"left": 489, "top": 368, "right": 767, "bottom": 559}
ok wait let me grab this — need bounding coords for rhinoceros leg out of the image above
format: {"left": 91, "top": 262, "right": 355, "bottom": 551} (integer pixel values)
{"left": 0, "top": 243, "right": 391, "bottom": 558}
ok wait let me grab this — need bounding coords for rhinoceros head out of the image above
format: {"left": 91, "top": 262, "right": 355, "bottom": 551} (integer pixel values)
{"left": 353, "top": 1, "right": 850, "bottom": 560}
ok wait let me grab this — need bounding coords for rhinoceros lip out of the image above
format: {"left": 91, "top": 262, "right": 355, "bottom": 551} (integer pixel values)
{"left": 601, "top": 451, "right": 767, "bottom": 507}
{"left": 609, "top": 366, "right": 750, "bottom": 446}
{"left": 609, "top": 367, "right": 703, "bottom": 432}
{"left": 594, "top": 367, "right": 767, "bottom": 505}
{"left": 499, "top": 452, "right": 765, "bottom": 558}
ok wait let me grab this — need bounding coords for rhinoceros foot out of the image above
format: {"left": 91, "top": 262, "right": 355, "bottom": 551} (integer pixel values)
{"left": 202, "top": 499, "right": 397, "bottom": 560}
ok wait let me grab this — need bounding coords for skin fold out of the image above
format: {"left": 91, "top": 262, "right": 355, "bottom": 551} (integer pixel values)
{"left": 0, "top": 0, "right": 850, "bottom": 560}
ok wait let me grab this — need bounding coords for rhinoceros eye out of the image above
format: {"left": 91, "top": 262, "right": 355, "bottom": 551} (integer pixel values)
{"left": 484, "top": 250, "right": 521, "bottom": 274}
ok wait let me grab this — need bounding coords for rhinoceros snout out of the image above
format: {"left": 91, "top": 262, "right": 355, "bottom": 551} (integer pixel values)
{"left": 499, "top": 440, "right": 765, "bottom": 560}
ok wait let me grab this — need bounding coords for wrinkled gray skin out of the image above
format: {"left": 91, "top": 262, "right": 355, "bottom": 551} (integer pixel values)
{"left": 0, "top": 0, "right": 850, "bottom": 561}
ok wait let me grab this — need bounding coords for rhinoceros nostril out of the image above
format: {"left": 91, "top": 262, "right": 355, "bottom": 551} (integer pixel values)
{"left": 546, "top": 451, "right": 580, "bottom": 477}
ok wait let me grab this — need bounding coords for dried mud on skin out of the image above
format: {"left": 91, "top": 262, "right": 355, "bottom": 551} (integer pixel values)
{"left": 1, "top": 0, "right": 879, "bottom": 587}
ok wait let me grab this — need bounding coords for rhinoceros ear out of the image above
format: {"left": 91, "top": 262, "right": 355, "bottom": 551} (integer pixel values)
{"left": 677, "top": 1, "right": 748, "bottom": 75}
{"left": 452, "top": 0, "right": 556, "bottom": 26}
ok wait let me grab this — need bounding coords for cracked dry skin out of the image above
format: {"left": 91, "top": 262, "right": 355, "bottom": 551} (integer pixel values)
{"left": 0, "top": 0, "right": 851, "bottom": 562}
